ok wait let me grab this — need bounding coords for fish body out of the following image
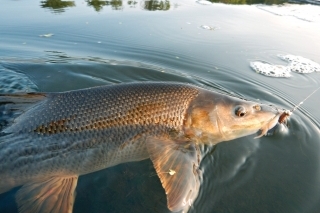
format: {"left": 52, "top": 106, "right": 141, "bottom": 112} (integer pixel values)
{"left": 0, "top": 82, "right": 281, "bottom": 213}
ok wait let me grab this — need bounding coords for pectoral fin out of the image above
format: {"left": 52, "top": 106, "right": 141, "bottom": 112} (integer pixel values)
{"left": 16, "top": 176, "right": 78, "bottom": 213}
{"left": 146, "top": 137, "right": 202, "bottom": 212}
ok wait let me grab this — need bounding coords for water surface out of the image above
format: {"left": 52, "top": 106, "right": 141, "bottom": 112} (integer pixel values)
{"left": 1, "top": 1, "right": 320, "bottom": 213}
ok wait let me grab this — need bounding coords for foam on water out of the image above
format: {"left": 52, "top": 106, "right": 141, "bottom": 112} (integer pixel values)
{"left": 39, "top": 33, "right": 54, "bottom": 38}
{"left": 250, "top": 61, "right": 291, "bottom": 78}
{"left": 200, "top": 25, "right": 215, "bottom": 30}
{"left": 278, "top": 54, "right": 320, "bottom": 73}
{"left": 251, "top": 54, "right": 320, "bottom": 77}
{"left": 196, "top": 0, "right": 212, "bottom": 5}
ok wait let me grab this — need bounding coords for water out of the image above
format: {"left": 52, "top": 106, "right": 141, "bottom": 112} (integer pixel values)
{"left": 1, "top": 0, "right": 320, "bottom": 212}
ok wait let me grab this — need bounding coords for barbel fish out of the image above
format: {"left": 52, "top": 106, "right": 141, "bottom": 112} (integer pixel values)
{"left": 0, "top": 82, "right": 283, "bottom": 213}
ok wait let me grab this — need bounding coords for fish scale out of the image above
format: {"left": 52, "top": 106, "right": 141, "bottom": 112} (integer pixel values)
{"left": 1, "top": 82, "right": 199, "bottom": 185}
{"left": 0, "top": 82, "right": 283, "bottom": 213}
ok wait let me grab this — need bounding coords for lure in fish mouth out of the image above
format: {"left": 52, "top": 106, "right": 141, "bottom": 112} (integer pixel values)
{"left": 0, "top": 82, "right": 286, "bottom": 213}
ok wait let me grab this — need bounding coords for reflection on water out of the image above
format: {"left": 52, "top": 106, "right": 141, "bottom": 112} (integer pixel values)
{"left": 86, "top": 0, "right": 109, "bottom": 11}
{"left": 128, "top": 0, "right": 138, "bottom": 7}
{"left": 86, "top": 0, "right": 124, "bottom": 11}
{"left": 39, "top": 0, "right": 319, "bottom": 13}
{"left": 40, "top": 0, "right": 172, "bottom": 12}
{"left": 40, "top": 0, "right": 75, "bottom": 13}
{"left": 143, "top": 0, "right": 171, "bottom": 11}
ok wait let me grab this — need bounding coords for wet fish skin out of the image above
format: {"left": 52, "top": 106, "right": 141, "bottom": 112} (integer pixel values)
{"left": 1, "top": 83, "right": 198, "bottom": 182}
{"left": 0, "top": 82, "right": 281, "bottom": 213}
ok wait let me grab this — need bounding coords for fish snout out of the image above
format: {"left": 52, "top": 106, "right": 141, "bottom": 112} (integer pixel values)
{"left": 259, "top": 104, "right": 282, "bottom": 114}
{"left": 254, "top": 104, "right": 290, "bottom": 138}
{"left": 261, "top": 105, "right": 292, "bottom": 123}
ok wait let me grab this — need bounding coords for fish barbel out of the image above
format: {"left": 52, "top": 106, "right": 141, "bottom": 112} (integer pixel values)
{"left": 0, "top": 82, "right": 283, "bottom": 213}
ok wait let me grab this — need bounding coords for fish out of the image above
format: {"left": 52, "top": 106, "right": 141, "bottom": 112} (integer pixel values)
{"left": 0, "top": 82, "right": 283, "bottom": 213}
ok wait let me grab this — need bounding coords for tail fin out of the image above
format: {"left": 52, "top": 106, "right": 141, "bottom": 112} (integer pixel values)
{"left": 0, "top": 93, "right": 46, "bottom": 132}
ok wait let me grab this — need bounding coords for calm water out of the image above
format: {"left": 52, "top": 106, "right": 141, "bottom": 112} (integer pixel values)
{"left": 1, "top": 0, "right": 320, "bottom": 213}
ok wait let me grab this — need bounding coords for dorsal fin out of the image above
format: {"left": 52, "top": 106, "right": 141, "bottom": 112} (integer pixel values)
{"left": 146, "top": 137, "right": 202, "bottom": 212}
{"left": 16, "top": 176, "right": 78, "bottom": 213}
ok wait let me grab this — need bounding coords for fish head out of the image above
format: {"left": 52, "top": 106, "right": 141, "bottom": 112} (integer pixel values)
{"left": 184, "top": 89, "right": 282, "bottom": 144}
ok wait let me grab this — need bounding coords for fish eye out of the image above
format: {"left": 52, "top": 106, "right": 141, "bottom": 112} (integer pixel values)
{"left": 235, "top": 106, "right": 246, "bottom": 117}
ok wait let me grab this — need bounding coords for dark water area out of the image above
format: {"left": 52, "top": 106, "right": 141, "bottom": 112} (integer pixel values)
{"left": 1, "top": 0, "right": 320, "bottom": 213}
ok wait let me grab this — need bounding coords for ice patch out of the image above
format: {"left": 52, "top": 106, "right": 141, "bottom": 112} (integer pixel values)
{"left": 278, "top": 54, "right": 320, "bottom": 73}
{"left": 250, "top": 61, "right": 291, "bottom": 78}
{"left": 257, "top": 4, "right": 320, "bottom": 22}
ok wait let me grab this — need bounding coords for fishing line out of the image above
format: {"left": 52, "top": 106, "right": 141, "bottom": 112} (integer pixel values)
{"left": 279, "top": 86, "right": 320, "bottom": 123}
{"left": 290, "top": 86, "right": 320, "bottom": 113}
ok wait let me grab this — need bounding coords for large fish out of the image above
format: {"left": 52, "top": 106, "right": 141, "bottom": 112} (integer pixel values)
{"left": 0, "top": 82, "right": 282, "bottom": 213}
